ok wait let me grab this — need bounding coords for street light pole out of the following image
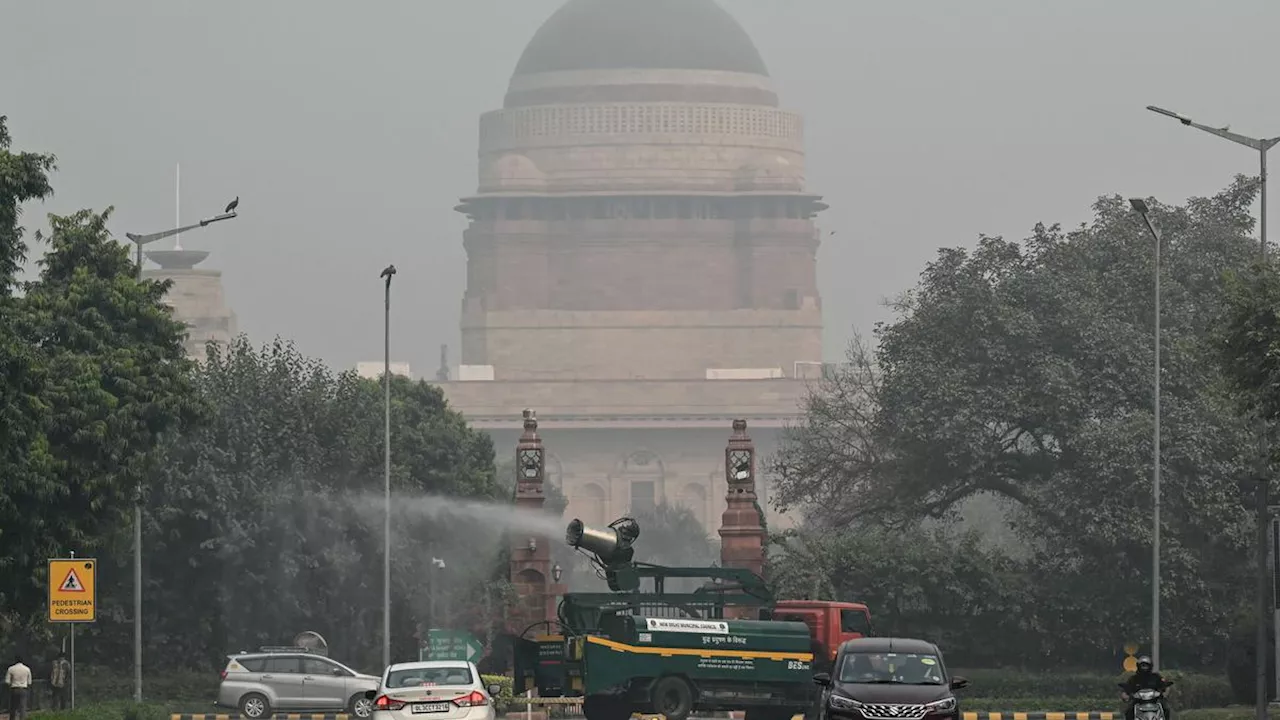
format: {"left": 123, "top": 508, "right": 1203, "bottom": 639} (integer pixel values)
{"left": 380, "top": 264, "right": 397, "bottom": 670}
{"left": 124, "top": 206, "right": 237, "bottom": 702}
{"left": 1147, "top": 105, "right": 1280, "bottom": 712}
{"left": 1129, "top": 198, "right": 1162, "bottom": 673}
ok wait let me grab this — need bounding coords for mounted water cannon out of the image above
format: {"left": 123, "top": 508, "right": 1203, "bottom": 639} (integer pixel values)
{"left": 565, "top": 517, "right": 641, "bottom": 591}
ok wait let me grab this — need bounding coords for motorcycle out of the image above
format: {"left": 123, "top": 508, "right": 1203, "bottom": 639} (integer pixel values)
{"left": 1117, "top": 680, "right": 1174, "bottom": 720}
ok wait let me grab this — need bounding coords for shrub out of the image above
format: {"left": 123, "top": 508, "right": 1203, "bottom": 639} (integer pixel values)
{"left": 951, "top": 668, "right": 1232, "bottom": 709}
{"left": 35, "top": 701, "right": 171, "bottom": 720}
{"left": 483, "top": 673, "right": 516, "bottom": 715}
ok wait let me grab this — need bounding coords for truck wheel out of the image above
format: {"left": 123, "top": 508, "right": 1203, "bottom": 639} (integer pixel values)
{"left": 584, "top": 694, "right": 631, "bottom": 720}
{"left": 651, "top": 676, "right": 695, "bottom": 720}
{"left": 745, "top": 709, "right": 797, "bottom": 720}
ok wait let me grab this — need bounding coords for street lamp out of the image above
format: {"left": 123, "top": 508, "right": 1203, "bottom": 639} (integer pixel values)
{"left": 1146, "top": 105, "right": 1277, "bottom": 257}
{"left": 552, "top": 563, "right": 563, "bottom": 583}
{"left": 1128, "top": 198, "right": 1163, "bottom": 673}
{"left": 380, "top": 264, "right": 397, "bottom": 670}
{"left": 123, "top": 203, "right": 238, "bottom": 703}
{"left": 1147, "top": 106, "right": 1280, "bottom": 711}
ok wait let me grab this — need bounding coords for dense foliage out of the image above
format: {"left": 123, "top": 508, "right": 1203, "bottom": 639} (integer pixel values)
{"left": 771, "top": 178, "right": 1264, "bottom": 672}
{"left": 0, "top": 118, "right": 198, "bottom": 647}
{"left": 0, "top": 119, "right": 513, "bottom": 678}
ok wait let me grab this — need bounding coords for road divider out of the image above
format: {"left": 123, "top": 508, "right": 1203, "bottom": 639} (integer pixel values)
{"left": 169, "top": 714, "right": 354, "bottom": 720}
{"left": 962, "top": 707, "right": 1111, "bottom": 712}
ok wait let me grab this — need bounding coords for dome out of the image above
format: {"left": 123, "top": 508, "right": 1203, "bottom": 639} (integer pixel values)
{"left": 512, "top": 0, "right": 769, "bottom": 78}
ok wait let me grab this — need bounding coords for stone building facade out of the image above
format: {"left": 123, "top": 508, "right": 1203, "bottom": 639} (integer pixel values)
{"left": 436, "top": 0, "right": 827, "bottom": 530}
{"left": 143, "top": 249, "right": 237, "bottom": 361}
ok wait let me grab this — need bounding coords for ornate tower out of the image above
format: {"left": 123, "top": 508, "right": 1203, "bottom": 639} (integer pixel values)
{"left": 142, "top": 249, "right": 237, "bottom": 360}
{"left": 509, "top": 410, "right": 556, "bottom": 631}
{"left": 718, "top": 419, "right": 767, "bottom": 607}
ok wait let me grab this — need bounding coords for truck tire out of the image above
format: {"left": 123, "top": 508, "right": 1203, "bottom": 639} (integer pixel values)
{"left": 584, "top": 694, "right": 631, "bottom": 720}
{"left": 745, "top": 708, "right": 798, "bottom": 720}
{"left": 651, "top": 676, "right": 695, "bottom": 720}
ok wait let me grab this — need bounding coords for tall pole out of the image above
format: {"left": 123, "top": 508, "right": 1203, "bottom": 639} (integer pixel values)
{"left": 381, "top": 264, "right": 397, "bottom": 670}
{"left": 1129, "top": 199, "right": 1163, "bottom": 670}
{"left": 1262, "top": 145, "right": 1269, "bottom": 258}
{"left": 125, "top": 197, "right": 239, "bottom": 704}
{"left": 1145, "top": 106, "right": 1278, "bottom": 712}
{"left": 1152, "top": 214, "right": 1161, "bottom": 671}
{"left": 133, "top": 242, "right": 144, "bottom": 703}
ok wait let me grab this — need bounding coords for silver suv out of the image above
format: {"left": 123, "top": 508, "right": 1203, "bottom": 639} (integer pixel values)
{"left": 217, "top": 647, "right": 380, "bottom": 719}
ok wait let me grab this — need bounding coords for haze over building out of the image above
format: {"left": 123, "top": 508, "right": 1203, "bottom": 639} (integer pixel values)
{"left": 144, "top": 247, "right": 237, "bottom": 361}
{"left": 436, "top": 0, "right": 829, "bottom": 530}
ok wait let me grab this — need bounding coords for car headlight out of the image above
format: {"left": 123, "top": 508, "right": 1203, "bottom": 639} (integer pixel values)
{"left": 829, "top": 694, "right": 863, "bottom": 711}
{"left": 927, "top": 697, "right": 957, "bottom": 712}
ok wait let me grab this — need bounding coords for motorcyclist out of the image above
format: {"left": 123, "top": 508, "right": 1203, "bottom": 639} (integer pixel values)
{"left": 1120, "top": 656, "right": 1172, "bottom": 720}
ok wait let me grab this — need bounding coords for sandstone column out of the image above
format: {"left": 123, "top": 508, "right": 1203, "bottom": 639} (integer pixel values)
{"left": 510, "top": 409, "right": 557, "bottom": 631}
{"left": 718, "top": 419, "right": 768, "bottom": 619}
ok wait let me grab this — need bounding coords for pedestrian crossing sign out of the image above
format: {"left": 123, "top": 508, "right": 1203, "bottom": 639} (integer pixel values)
{"left": 48, "top": 558, "right": 96, "bottom": 623}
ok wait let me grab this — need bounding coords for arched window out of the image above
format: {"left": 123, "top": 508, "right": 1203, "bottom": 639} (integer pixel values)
{"left": 618, "top": 449, "right": 665, "bottom": 515}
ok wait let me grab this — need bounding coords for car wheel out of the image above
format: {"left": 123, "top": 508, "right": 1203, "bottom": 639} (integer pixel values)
{"left": 351, "top": 692, "right": 375, "bottom": 718}
{"left": 239, "top": 692, "right": 271, "bottom": 719}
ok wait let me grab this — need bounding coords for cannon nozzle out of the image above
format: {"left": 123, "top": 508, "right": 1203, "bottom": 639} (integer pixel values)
{"left": 565, "top": 517, "right": 640, "bottom": 568}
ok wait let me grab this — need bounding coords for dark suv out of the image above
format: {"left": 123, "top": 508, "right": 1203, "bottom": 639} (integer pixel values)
{"left": 812, "top": 637, "right": 968, "bottom": 720}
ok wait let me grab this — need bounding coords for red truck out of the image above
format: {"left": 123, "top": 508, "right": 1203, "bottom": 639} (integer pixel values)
{"left": 766, "top": 600, "right": 875, "bottom": 673}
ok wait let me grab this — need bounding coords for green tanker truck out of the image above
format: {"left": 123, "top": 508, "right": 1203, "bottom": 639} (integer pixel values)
{"left": 511, "top": 517, "right": 872, "bottom": 720}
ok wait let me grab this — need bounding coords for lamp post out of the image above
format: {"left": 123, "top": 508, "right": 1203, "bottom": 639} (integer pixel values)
{"left": 1128, "top": 198, "right": 1163, "bottom": 673}
{"left": 380, "top": 264, "right": 397, "bottom": 670}
{"left": 123, "top": 204, "right": 238, "bottom": 703}
{"left": 1146, "top": 106, "right": 1277, "bottom": 256}
{"left": 1147, "top": 106, "right": 1280, "bottom": 712}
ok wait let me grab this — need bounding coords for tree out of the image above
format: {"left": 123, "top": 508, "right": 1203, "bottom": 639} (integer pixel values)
{"left": 1, "top": 118, "right": 197, "bottom": 647}
{"left": 131, "top": 336, "right": 506, "bottom": 670}
{"left": 770, "top": 523, "right": 1038, "bottom": 668}
{"left": 0, "top": 115, "right": 56, "bottom": 639}
{"left": 771, "top": 177, "right": 1262, "bottom": 667}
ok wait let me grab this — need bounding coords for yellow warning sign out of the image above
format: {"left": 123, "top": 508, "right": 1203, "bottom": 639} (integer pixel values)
{"left": 48, "top": 558, "right": 96, "bottom": 623}
{"left": 1122, "top": 642, "right": 1139, "bottom": 672}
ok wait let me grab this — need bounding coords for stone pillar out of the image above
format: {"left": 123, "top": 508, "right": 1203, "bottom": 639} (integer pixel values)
{"left": 509, "top": 409, "right": 556, "bottom": 632}
{"left": 718, "top": 419, "right": 767, "bottom": 619}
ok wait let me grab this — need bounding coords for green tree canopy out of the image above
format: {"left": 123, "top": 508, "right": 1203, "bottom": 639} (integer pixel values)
{"left": 127, "top": 336, "right": 505, "bottom": 670}
{"left": 1, "top": 118, "right": 196, "bottom": 643}
{"left": 771, "top": 177, "right": 1261, "bottom": 667}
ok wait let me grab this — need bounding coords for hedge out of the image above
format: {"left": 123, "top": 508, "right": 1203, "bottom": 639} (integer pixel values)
{"left": 26, "top": 701, "right": 173, "bottom": 720}
{"left": 952, "top": 669, "right": 1234, "bottom": 709}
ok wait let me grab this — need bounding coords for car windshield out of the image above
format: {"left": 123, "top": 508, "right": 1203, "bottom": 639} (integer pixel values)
{"left": 386, "top": 665, "right": 473, "bottom": 688}
{"left": 838, "top": 652, "right": 945, "bottom": 685}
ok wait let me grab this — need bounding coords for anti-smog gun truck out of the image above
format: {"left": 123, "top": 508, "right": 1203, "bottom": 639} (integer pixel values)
{"left": 512, "top": 517, "right": 873, "bottom": 720}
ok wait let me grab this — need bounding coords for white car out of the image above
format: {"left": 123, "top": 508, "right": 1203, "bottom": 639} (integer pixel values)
{"left": 365, "top": 661, "right": 501, "bottom": 720}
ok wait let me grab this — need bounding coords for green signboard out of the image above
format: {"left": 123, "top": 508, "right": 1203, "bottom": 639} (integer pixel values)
{"left": 420, "top": 629, "right": 483, "bottom": 663}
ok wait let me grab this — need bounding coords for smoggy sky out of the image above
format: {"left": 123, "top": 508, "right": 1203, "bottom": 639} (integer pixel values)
{"left": 5, "top": 0, "right": 1279, "bottom": 372}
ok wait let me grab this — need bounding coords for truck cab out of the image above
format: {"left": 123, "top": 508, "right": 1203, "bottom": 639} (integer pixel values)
{"left": 765, "top": 601, "right": 873, "bottom": 674}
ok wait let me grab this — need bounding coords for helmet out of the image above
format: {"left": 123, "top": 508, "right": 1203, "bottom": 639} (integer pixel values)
{"left": 1137, "top": 656, "right": 1153, "bottom": 671}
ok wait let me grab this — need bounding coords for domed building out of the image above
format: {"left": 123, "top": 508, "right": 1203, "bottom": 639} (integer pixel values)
{"left": 437, "top": 0, "right": 827, "bottom": 531}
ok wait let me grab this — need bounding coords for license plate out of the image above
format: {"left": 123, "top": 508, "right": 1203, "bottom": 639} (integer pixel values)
{"left": 412, "top": 702, "right": 451, "bottom": 714}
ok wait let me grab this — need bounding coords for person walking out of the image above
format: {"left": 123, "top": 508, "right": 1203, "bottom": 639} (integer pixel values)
{"left": 49, "top": 651, "right": 70, "bottom": 711}
{"left": 5, "top": 654, "right": 32, "bottom": 720}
